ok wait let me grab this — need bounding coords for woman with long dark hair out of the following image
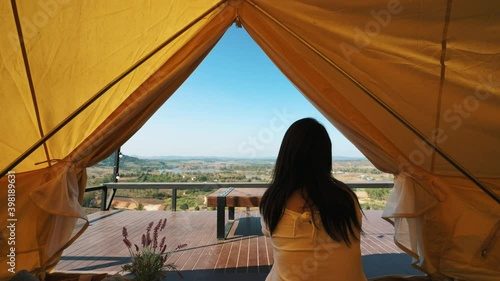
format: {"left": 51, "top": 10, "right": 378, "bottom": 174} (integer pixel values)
{"left": 260, "top": 118, "right": 367, "bottom": 281}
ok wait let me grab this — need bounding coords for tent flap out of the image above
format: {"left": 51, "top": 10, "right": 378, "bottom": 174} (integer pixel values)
{"left": 0, "top": 1, "right": 235, "bottom": 277}
{"left": 240, "top": 0, "right": 500, "bottom": 280}
{"left": 1, "top": 0, "right": 499, "bottom": 280}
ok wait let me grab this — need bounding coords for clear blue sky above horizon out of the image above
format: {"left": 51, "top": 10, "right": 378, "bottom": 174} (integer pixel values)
{"left": 122, "top": 25, "right": 364, "bottom": 159}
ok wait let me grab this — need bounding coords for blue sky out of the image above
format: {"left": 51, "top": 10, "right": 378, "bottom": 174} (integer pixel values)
{"left": 122, "top": 25, "right": 364, "bottom": 159}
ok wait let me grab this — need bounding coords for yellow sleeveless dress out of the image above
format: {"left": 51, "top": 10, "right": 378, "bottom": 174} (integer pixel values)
{"left": 261, "top": 209, "right": 367, "bottom": 281}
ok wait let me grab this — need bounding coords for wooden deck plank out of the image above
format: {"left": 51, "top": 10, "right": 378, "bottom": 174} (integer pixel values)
{"left": 257, "top": 234, "right": 271, "bottom": 273}
{"left": 213, "top": 238, "right": 232, "bottom": 270}
{"left": 56, "top": 210, "right": 404, "bottom": 275}
{"left": 192, "top": 238, "right": 223, "bottom": 270}
{"left": 189, "top": 228, "right": 218, "bottom": 270}
{"left": 166, "top": 212, "right": 213, "bottom": 268}
{"left": 247, "top": 223, "right": 259, "bottom": 273}
{"left": 163, "top": 211, "right": 198, "bottom": 267}
{"left": 178, "top": 213, "right": 214, "bottom": 271}
{"left": 236, "top": 233, "right": 250, "bottom": 273}
{"left": 57, "top": 210, "right": 132, "bottom": 271}
{"left": 222, "top": 212, "right": 244, "bottom": 273}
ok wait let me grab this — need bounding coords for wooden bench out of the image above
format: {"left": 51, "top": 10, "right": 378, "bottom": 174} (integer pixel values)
{"left": 207, "top": 187, "right": 267, "bottom": 239}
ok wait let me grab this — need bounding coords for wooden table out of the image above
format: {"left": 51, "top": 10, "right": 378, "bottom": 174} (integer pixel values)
{"left": 207, "top": 188, "right": 267, "bottom": 239}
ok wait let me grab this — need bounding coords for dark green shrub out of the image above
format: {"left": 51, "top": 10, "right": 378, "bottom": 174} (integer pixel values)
{"left": 82, "top": 192, "right": 96, "bottom": 207}
{"left": 366, "top": 188, "right": 390, "bottom": 201}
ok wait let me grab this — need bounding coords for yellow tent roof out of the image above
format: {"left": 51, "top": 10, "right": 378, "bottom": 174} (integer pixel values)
{"left": 1, "top": 1, "right": 499, "bottom": 280}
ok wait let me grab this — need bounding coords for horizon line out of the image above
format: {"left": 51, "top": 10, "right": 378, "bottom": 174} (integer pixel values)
{"left": 123, "top": 154, "right": 367, "bottom": 160}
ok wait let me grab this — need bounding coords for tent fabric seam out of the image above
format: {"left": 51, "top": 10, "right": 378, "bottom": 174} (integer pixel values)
{"left": 431, "top": 0, "right": 453, "bottom": 173}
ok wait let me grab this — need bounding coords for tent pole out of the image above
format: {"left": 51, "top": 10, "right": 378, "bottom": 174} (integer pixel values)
{"left": 113, "top": 148, "right": 121, "bottom": 183}
{"left": 244, "top": 0, "right": 499, "bottom": 204}
{"left": 0, "top": 0, "right": 229, "bottom": 179}
{"left": 10, "top": 0, "right": 52, "bottom": 167}
{"left": 105, "top": 148, "right": 121, "bottom": 211}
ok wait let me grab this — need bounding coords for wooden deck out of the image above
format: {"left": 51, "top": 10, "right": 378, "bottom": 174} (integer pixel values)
{"left": 56, "top": 210, "right": 423, "bottom": 279}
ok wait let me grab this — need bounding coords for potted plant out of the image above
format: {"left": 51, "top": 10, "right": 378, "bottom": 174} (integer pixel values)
{"left": 121, "top": 219, "right": 187, "bottom": 281}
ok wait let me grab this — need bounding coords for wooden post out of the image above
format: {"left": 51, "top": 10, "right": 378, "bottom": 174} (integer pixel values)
{"left": 217, "top": 195, "right": 226, "bottom": 239}
{"left": 101, "top": 186, "right": 108, "bottom": 211}
{"left": 172, "top": 188, "right": 177, "bottom": 211}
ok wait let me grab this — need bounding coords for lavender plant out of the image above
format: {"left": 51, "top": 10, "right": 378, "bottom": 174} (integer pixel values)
{"left": 121, "top": 218, "right": 187, "bottom": 281}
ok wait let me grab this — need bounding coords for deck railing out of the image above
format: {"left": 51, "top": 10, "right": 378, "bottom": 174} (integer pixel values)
{"left": 84, "top": 181, "right": 394, "bottom": 211}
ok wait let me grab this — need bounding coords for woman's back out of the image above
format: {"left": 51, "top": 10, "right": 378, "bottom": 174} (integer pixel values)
{"left": 262, "top": 190, "right": 367, "bottom": 281}
{"left": 259, "top": 118, "right": 367, "bottom": 280}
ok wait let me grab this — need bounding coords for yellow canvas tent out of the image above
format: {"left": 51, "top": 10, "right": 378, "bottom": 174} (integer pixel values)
{"left": 0, "top": 0, "right": 498, "bottom": 280}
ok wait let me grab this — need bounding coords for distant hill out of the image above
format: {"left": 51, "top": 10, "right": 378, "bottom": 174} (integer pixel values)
{"left": 94, "top": 154, "right": 367, "bottom": 168}
{"left": 333, "top": 156, "right": 367, "bottom": 161}
{"left": 135, "top": 155, "right": 274, "bottom": 161}
{"left": 129, "top": 155, "right": 366, "bottom": 161}
{"left": 94, "top": 154, "right": 144, "bottom": 166}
